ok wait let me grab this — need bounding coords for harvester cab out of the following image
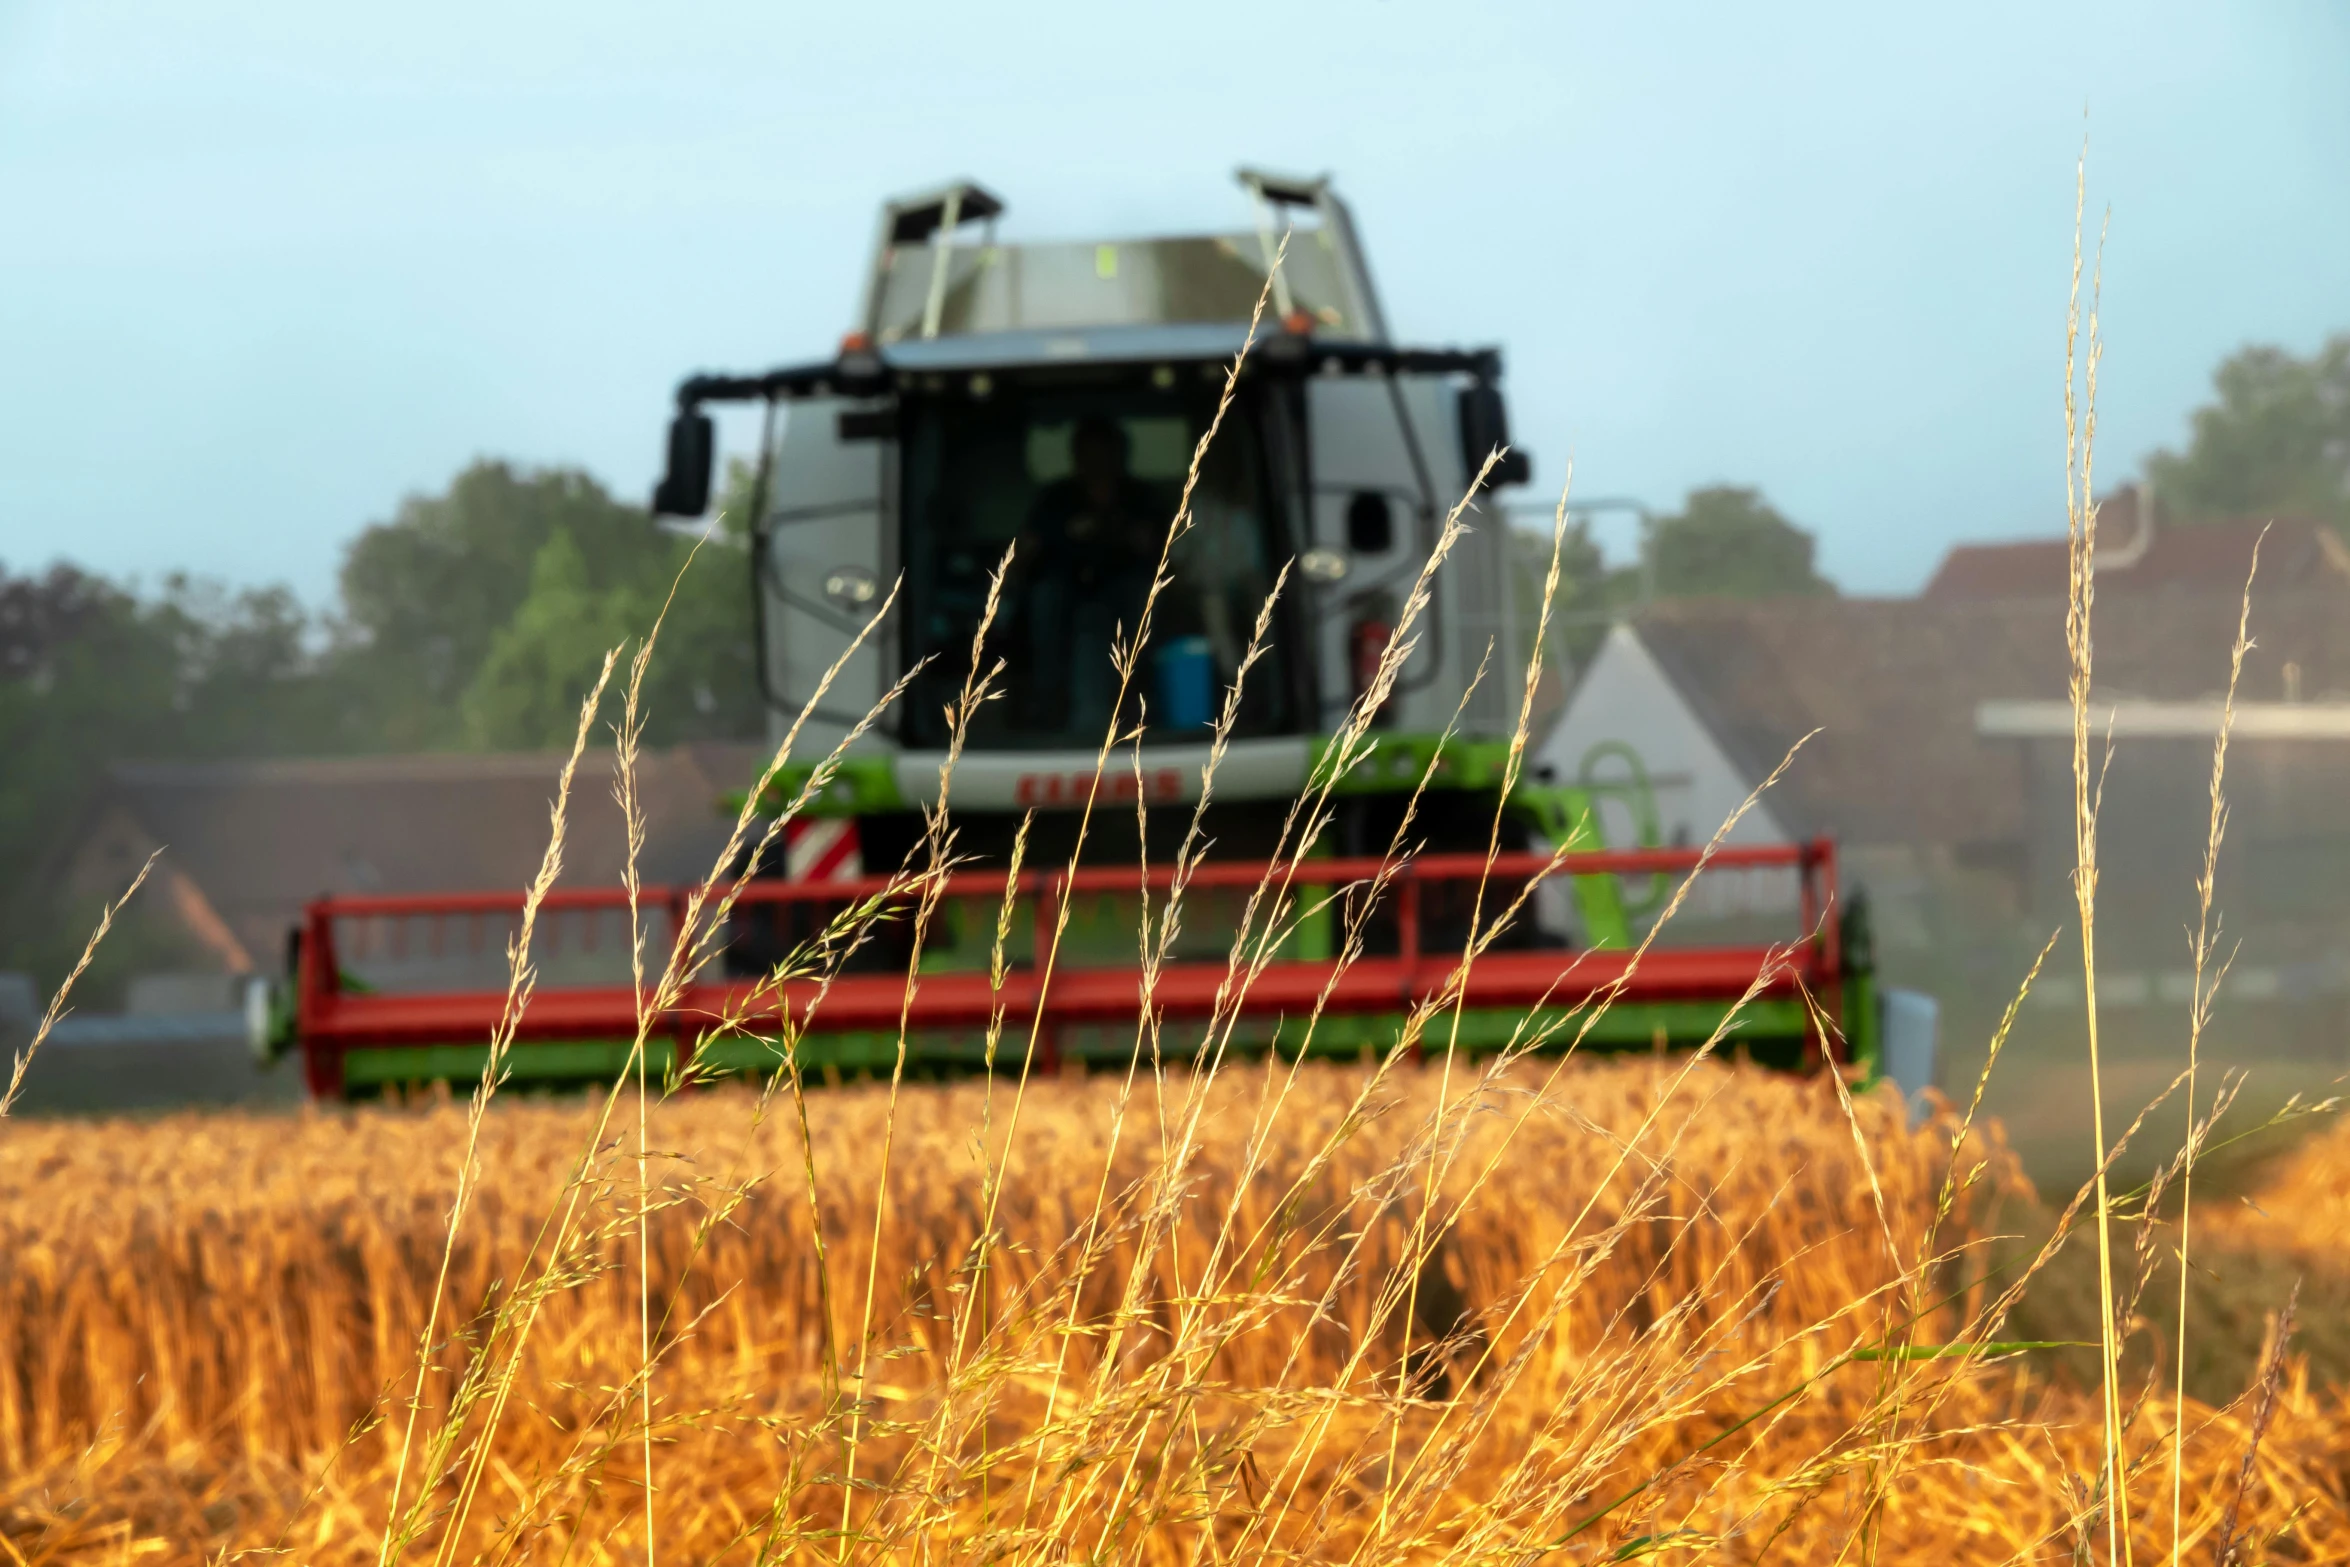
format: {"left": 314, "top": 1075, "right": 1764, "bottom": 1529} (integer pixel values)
{"left": 662, "top": 172, "right": 1537, "bottom": 794}
{"left": 269, "top": 171, "right": 1876, "bottom": 1098}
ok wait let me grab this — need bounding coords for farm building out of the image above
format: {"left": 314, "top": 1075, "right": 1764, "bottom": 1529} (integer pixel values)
{"left": 1922, "top": 484, "right": 2350, "bottom": 600}
{"left": 9, "top": 744, "right": 768, "bottom": 1110}
{"left": 47, "top": 744, "right": 768, "bottom": 979}
{"left": 1535, "top": 504, "right": 2350, "bottom": 1144}
{"left": 1540, "top": 589, "right": 2350, "bottom": 925}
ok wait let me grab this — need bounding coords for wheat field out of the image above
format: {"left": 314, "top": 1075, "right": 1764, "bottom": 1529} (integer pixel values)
{"left": 0, "top": 1057, "right": 2340, "bottom": 1566}
{"left": 2202, "top": 1112, "right": 2350, "bottom": 1257}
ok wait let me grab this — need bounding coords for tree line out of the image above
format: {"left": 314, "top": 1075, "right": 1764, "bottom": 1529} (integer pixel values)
{"left": 0, "top": 462, "right": 765, "bottom": 989}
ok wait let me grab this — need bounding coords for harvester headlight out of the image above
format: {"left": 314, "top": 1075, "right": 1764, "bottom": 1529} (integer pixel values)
{"left": 823, "top": 567, "right": 880, "bottom": 613}
{"left": 1299, "top": 548, "right": 1349, "bottom": 584}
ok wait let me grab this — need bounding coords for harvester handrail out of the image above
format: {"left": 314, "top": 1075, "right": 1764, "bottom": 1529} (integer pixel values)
{"left": 302, "top": 839, "right": 1833, "bottom": 920}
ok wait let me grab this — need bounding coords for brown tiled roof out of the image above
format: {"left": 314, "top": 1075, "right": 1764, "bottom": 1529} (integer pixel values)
{"left": 96, "top": 744, "right": 773, "bottom": 967}
{"left": 1923, "top": 487, "right": 2350, "bottom": 600}
{"left": 1629, "top": 588, "right": 2350, "bottom": 850}
{"left": 1920, "top": 540, "right": 2069, "bottom": 600}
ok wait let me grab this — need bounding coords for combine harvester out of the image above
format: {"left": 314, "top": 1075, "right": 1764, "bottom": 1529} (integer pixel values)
{"left": 270, "top": 170, "right": 1876, "bottom": 1099}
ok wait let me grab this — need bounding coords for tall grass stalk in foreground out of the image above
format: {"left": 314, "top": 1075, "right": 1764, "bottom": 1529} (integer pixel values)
{"left": 2057, "top": 156, "right": 2294, "bottom": 1567}
{"left": 986, "top": 246, "right": 1285, "bottom": 1541}
{"left": 615, "top": 556, "right": 720, "bottom": 1567}
{"left": 375, "top": 645, "right": 619, "bottom": 1567}
{"left": 1381, "top": 459, "right": 1572, "bottom": 1535}
{"left": 833, "top": 541, "right": 1012, "bottom": 1556}
{"left": 369, "top": 517, "right": 926, "bottom": 1567}
{"left": 2168, "top": 533, "right": 2260, "bottom": 1563}
{"left": 0, "top": 850, "right": 156, "bottom": 1120}
{"left": 2060, "top": 147, "right": 2126, "bottom": 1560}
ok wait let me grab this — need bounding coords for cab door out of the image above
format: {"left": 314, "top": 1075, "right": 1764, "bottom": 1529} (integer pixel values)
{"left": 1303, "top": 374, "right": 1442, "bottom": 727}
{"left": 758, "top": 396, "right": 896, "bottom": 749}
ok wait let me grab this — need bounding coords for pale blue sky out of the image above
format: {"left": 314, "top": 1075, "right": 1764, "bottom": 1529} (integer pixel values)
{"left": 2, "top": 1, "right": 2344, "bottom": 603}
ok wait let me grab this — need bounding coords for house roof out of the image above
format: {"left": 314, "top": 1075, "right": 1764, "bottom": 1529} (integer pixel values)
{"left": 86, "top": 743, "right": 774, "bottom": 969}
{"left": 1627, "top": 588, "right": 2350, "bottom": 849}
{"left": 1923, "top": 486, "right": 2350, "bottom": 600}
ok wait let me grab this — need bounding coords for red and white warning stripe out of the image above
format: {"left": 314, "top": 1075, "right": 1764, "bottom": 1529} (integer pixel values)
{"left": 783, "top": 816, "right": 862, "bottom": 882}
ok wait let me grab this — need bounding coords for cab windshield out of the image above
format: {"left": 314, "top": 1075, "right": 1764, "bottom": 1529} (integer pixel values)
{"left": 900, "top": 374, "right": 1303, "bottom": 750}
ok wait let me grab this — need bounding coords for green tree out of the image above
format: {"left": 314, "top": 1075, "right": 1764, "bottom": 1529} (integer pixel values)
{"left": 459, "top": 528, "right": 639, "bottom": 747}
{"left": 333, "top": 460, "right": 759, "bottom": 750}
{"left": 334, "top": 462, "right": 661, "bottom": 747}
{"left": 455, "top": 526, "right": 758, "bottom": 748}
{"left": 1644, "top": 486, "right": 1833, "bottom": 600}
{"left": 2145, "top": 333, "right": 2350, "bottom": 531}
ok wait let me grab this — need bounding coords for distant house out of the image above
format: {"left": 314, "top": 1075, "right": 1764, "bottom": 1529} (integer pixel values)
{"left": 48, "top": 743, "right": 771, "bottom": 983}
{"left": 1534, "top": 580, "right": 2350, "bottom": 1040}
{"left": 1536, "top": 597, "right": 2069, "bottom": 945}
{"left": 8, "top": 743, "right": 775, "bottom": 1114}
{"left": 1923, "top": 484, "right": 2350, "bottom": 601}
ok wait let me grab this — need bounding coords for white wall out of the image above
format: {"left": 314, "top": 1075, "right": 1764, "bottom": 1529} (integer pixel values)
{"left": 1537, "top": 625, "right": 1787, "bottom": 849}
{"left": 1533, "top": 624, "right": 1793, "bottom": 927}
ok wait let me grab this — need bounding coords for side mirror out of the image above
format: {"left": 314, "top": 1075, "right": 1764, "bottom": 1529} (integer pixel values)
{"left": 650, "top": 408, "right": 716, "bottom": 516}
{"left": 1456, "top": 382, "right": 1531, "bottom": 490}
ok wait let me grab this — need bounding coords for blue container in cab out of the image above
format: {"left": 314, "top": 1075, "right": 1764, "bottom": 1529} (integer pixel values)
{"left": 1157, "top": 637, "right": 1216, "bottom": 731}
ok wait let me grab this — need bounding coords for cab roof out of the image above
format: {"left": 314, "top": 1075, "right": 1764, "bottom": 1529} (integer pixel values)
{"left": 672, "top": 172, "right": 1503, "bottom": 408}
{"left": 855, "top": 169, "right": 1390, "bottom": 348}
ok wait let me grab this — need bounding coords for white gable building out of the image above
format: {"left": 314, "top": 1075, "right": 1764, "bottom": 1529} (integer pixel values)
{"left": 1534, "top": 622, "right": 1790, "bottom": 855}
